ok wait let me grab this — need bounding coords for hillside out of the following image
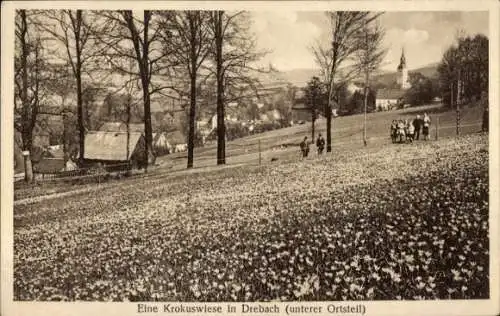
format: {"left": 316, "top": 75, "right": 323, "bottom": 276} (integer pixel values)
{"left": 158, "top": 103, "right": 483, "bottom": 171}
{"left": 276, "top": 63, "right": 439, "bottom": 88}
{"left": 373, "top": 63, "right": 439, "bottom": 87}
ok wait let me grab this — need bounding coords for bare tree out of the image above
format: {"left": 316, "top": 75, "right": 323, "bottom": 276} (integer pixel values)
{"left": 159, "top": 11, "right": 212, "bottom": 169}
{"left": 312, "top": 12, "right": 380, "bottom": 152}
{"left": 354, "top": 18, "right": 386, "bottom": 146}
{"left": 36, "top": 10, "right": 97, "bottom": 164}
{"left": 209, "top": 11, "right": 267, "bottom": 165}
{"left": 96, "top": 10, "right": 175, "bottom": 171}
{"left": 45, "top": 62, "right": 76, "bottom": 166}
{"left": 14, "top": 10, "right": 48, "bottom": 182}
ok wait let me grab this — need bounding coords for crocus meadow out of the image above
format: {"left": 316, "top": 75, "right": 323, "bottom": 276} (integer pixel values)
{"left": 14, "top": 134, "right": 489, "bottom": 301}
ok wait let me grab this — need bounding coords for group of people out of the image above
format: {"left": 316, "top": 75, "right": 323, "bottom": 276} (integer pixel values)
{"left": 391, "top": 113, "right": 431, "bottom": 144}
{"left": 298, "top": 113, "right": 432, "bottom": 158}
{"left": 300, "top": 133, "right": 325, "bottom": 158}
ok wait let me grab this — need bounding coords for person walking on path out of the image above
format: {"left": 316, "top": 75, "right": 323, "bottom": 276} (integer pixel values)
{"left": 422, "top": 113, "right": 431, "bottom": 140}
{"left": 413, "top": 115, "right": 423, "bottom": 140}
{"left": 316, "top": 133, "right": 325, "bottom": 155}
{"left": 300, "top": 136, "right": 310, "bottom": 158}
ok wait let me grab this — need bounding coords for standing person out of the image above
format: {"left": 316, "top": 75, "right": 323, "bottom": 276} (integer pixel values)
{"left": 390, "top": 120, "right": 397, "bottom": 143}
{"left": 396, "top": 119, "right": 406, "bottom": 143}
{"left": 422, "top": 113, "right": 431, "bottom": 140}
{"left": 407, "top": 121, "right": 415, "bottom": 143}
{"left": 413, "top": 115, "right": 422, "bottom": 140}
{"left": 316, "top": 133, "right": 325, "bottom": 155}
{"left": 300, "top": 136, "right": 310, "bottom": 158}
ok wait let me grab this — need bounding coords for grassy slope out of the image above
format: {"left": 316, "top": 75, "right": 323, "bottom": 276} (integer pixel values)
{"left": 159, "top": 103, "right": 483, "bottom": 170}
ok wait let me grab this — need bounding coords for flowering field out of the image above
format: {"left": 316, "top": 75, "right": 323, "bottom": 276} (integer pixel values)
{"left": 14, "top": 134, "right": 489, "bottom": 301}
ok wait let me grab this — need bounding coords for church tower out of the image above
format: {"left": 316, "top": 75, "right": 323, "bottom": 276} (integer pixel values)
{"left": 397, "top": 48, "right": 410, "bottom": 89}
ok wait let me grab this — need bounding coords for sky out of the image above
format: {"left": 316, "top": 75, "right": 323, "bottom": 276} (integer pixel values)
{"left": 250, "top": 11, "right": 489, "bottom": 72}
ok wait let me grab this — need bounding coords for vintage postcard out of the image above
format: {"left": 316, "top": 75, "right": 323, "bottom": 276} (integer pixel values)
{"left": 1, "top": 1, "right": 499, "bottom": 316}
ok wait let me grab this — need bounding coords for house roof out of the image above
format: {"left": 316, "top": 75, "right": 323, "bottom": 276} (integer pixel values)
{"left": 33, "top": 158, "right": 65, "bottom": 174}
{"left": 84, "top": 131, "right": 143, "bottom": 161}
{"left": 377, "top": 88, "right": 405, "bottom": 100}
{"left": 99, "top": 122, "right": 144, "bottom": 133}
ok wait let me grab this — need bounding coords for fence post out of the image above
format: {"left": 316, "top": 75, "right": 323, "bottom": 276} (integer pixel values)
{"left": 435, "top": 116, "right": 439, "bottom": 141}
{"left": 258, "top": 140, "right": 262, "bottom": 165}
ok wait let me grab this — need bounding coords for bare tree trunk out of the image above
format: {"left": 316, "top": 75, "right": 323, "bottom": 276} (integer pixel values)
{"left": 143, "top": 11, "right": 153, "bottom": 171}
{"left": 62, "top": 111, "right": 68, "bottom": 168}
{"left": 326, "top": 45, "right": 338, "bottom": 153}
{"left": 215, "top": 11, "right": 226, "bottom": 165}
{"left": 143, "top": 80, "right": 153, "bottom": 171}
{"left": 74, "top": 10, "right": 85, "bottom": 164}
{"left": 325, "top": 109, "right": 331, "bottom": 152}
{"left": 19, "top": 10, "right": 33, "bottom": 183}
{"left": 124, "top": 10, "right": 154, "bottom": 171}
{"left": 363, "top": 71, "right": 369, "bottom": 147}
{"left": 187, "top": 16, "right": 197, "bottom": 169}
{"left": 125, "top": 54, "right": 133, "bottom": 174}
{"left": 187, "top": 73, "right": 196, "bottom": 168}
{"left": 187, "top": 74, "right": 196, "bottom": 168}
{"left": 126, "top": 95, "right": 131, "bottom": 160}
{"left": 363, "top": 88, "right": 368, "bottom": 146}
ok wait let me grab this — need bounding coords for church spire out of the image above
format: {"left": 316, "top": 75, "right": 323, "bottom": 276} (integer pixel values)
{"left": 397, "top": 47, "right": 406, "bottom": 71}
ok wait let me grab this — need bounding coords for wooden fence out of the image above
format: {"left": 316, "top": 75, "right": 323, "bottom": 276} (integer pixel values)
{"left": 34, "top": 162, "right": 132, "bottom": 182}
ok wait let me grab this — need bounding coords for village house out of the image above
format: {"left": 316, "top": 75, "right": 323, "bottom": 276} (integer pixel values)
{"left": 99, "top": 121, "right": 171, "bottom": 155}
{"left": 376, "top": 89, "right": 406, "bottom": 111}
{"left": 83, "top": 131, "right": 153, "bottom": 169}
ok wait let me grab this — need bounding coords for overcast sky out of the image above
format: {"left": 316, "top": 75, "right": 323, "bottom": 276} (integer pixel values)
{"left": 250, "top": 11, "right": 489, "bottom": 72}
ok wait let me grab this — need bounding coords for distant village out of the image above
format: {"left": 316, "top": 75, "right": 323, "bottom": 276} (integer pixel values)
{"left": 14, "top": 48, "right": 441, "bottom": 179}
